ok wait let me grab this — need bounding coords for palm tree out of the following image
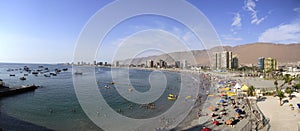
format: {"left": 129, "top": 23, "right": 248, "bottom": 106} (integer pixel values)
{"left": 293, "top": 83, "right": 300, "bottom": 92}
{"left": 285, "top": 87, "right": 293, "bottom": 100}
{"left": 277, "top": 90, "right": 285, "bottom": 106}
{"left": 274, "top": 80, "right": 278, "bottom": 91}
{"left": 281, "top": 74, "right": 293, "bottom": 88}
{"left": 247, "top": 85, "right": 255, "bottom": 96}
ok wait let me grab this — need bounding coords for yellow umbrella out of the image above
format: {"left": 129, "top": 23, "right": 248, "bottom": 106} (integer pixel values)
{"left": 221, "top": 87, "right": 230, "bottom": 91}
{"left": 226, "top": 92, "right": 236, "bottom": 96}
{"left": 241, "top": 84, "right": 249, "bottom": 91}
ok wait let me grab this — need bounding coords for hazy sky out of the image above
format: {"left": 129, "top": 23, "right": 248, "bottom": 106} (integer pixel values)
{"left": 0, "top": 0, "right": 299, "bottom": 63}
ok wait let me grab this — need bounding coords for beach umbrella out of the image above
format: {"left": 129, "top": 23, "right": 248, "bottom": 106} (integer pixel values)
{"left": 235, "top": 109, "right": 243, "bottom": 114}
{"left": 226, "top": 92, "right": 236, "bottom": 96}
{"left": 297, "top": 104, "right": 300, "bottom": 109}
{"left": 226, "top": 120, "right": 232, "bottom": 125}
{"left": 219, "top": 99, "right": 225, "bottom": 103}
{"left": 241, "top": 84, "right": 249, "bottom": 91}
{"left": 212, "top": 120, "right": 219, "bottom": 125}
{"left": 234, "top": 83, "right": 241, "bottom": 89}
{"left": 221, "top": 87, "right": 230, "bottom": 91}
{"left": 202, "top": 127, "right": 211, "bottom": 131}
{"left": 208, "top": 106, "right": 215, "bottom": 110}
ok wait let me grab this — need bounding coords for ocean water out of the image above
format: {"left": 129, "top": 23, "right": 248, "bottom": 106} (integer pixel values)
{"left": 0, "top": 63, "right": 201, "bottom": 130}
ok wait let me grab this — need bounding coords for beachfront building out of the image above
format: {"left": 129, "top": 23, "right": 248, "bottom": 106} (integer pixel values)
{"left": 159, "top": 59, "right": 167, "bottom": 68}
{"left": 115, "top": 61, "right": 120, "bottom": 67}
{"left": 232, "top": 56, "right": 239, "bottom": 69}
{"left": 264, "top": 57, "right": 277, "bottom": 71}
{"left": 257, "top": 57, "right": 277, "bottom": 71}
{"left": 149, "top": 60, "right": 154, "bottom": 68}
{"left": 175, "top": 61, "right": 180, "bottom": 68}
{"left": 258, "top": 57, "right": 265, "bottom": 70}
{"left": 181, "top": 60, "right": 188, "bottom": 69}
{"left": 212, "top": 51, "right": 232, "bottom": 70}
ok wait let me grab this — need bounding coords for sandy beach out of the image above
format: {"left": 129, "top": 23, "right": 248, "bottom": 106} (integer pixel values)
{"left": 257, "top": 94, "right": 300, "bottom": 131}
{"left": 174, "top": 71, "right": 299, "bottom": 131}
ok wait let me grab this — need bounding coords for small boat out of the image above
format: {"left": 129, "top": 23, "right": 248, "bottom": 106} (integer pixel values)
{"left": 104, "top": 85, "right": 110, "bottom": 89}
{"left": 62, "top": 68, "right": 68, "bottom": 71}
{"left": 55, "top": 69, "right": 61, "bottom": 73}
{"left": 32, "top": 71, "right": 39, "bottom": 75}
{"left": 168, "top": 94, "right": 177, "bottom": 101}
{"left": 24, "top": 74, "right": 28, "bottom": 76}
{"left": 24, "top": 66, "right": 30, "bottom": 71}
{"left": 74, "top": 72, "right": 83, "bottom": 75}
{"left": 44, "top": 74, "right": 51, "bottom": 77}
{"left": 9, "top": 74, "right": 15, "bottom": 76}
{"left": 19, "top": 77, "right": 26, "bottom": 80}
{"left": 50, "top": 73, "right": 57, "bottom": 76}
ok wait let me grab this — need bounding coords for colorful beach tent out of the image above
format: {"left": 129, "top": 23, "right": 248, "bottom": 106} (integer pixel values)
{"left": 234, "top": 83, "right": 241, "bottom": 89}
{"left": 241, "top": 84, "right": 249, "bottom": 91}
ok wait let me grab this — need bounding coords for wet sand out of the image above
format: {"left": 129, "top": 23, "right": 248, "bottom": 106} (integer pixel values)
{"left": 172, "top": 72, "right": 213, "bottom": 130}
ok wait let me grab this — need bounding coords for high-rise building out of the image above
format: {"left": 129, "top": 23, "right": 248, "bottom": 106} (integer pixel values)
{"left": 264, "top": 57, "right": 277, "bottom": 71}
{"left": 258, "top": 57, "right": 265, "bottom": 70}
{"left": 182, "top": 60, "right": 188, "bottom": 69}
{"left": 159, "top": 60, "right": 167, "bottom": 68}
{"left": 115, "top": 61, "right": 119, "bottom": 67}
{"left": 257, "top": 57, "right": 277, "bottom": 71}
{"left": 232, "top": 56, "right": 239, "bottom": 69}
{"left": 145, "top": 60, "right": 148, "bottom": 68}
{"left": 212, "top": 51, "right": 232, "bottom": 69}
{"left": 149, "top": 60, "right": 154, "bottom": 68}
{"left": 175, "top": 61, "right": 180, "bottom": 68}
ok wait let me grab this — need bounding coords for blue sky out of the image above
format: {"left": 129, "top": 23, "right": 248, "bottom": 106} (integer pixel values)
{"left": 0, "top": 0, "right": 299, "bottom": 63}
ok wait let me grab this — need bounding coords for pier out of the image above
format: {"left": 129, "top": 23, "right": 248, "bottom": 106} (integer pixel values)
{"left": 0, "top": 85, "right": 38, "bottom": 97}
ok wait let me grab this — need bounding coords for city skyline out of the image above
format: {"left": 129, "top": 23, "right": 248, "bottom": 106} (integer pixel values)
{"left": 0, "top": 0, "right": 299, "bottom": 63}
